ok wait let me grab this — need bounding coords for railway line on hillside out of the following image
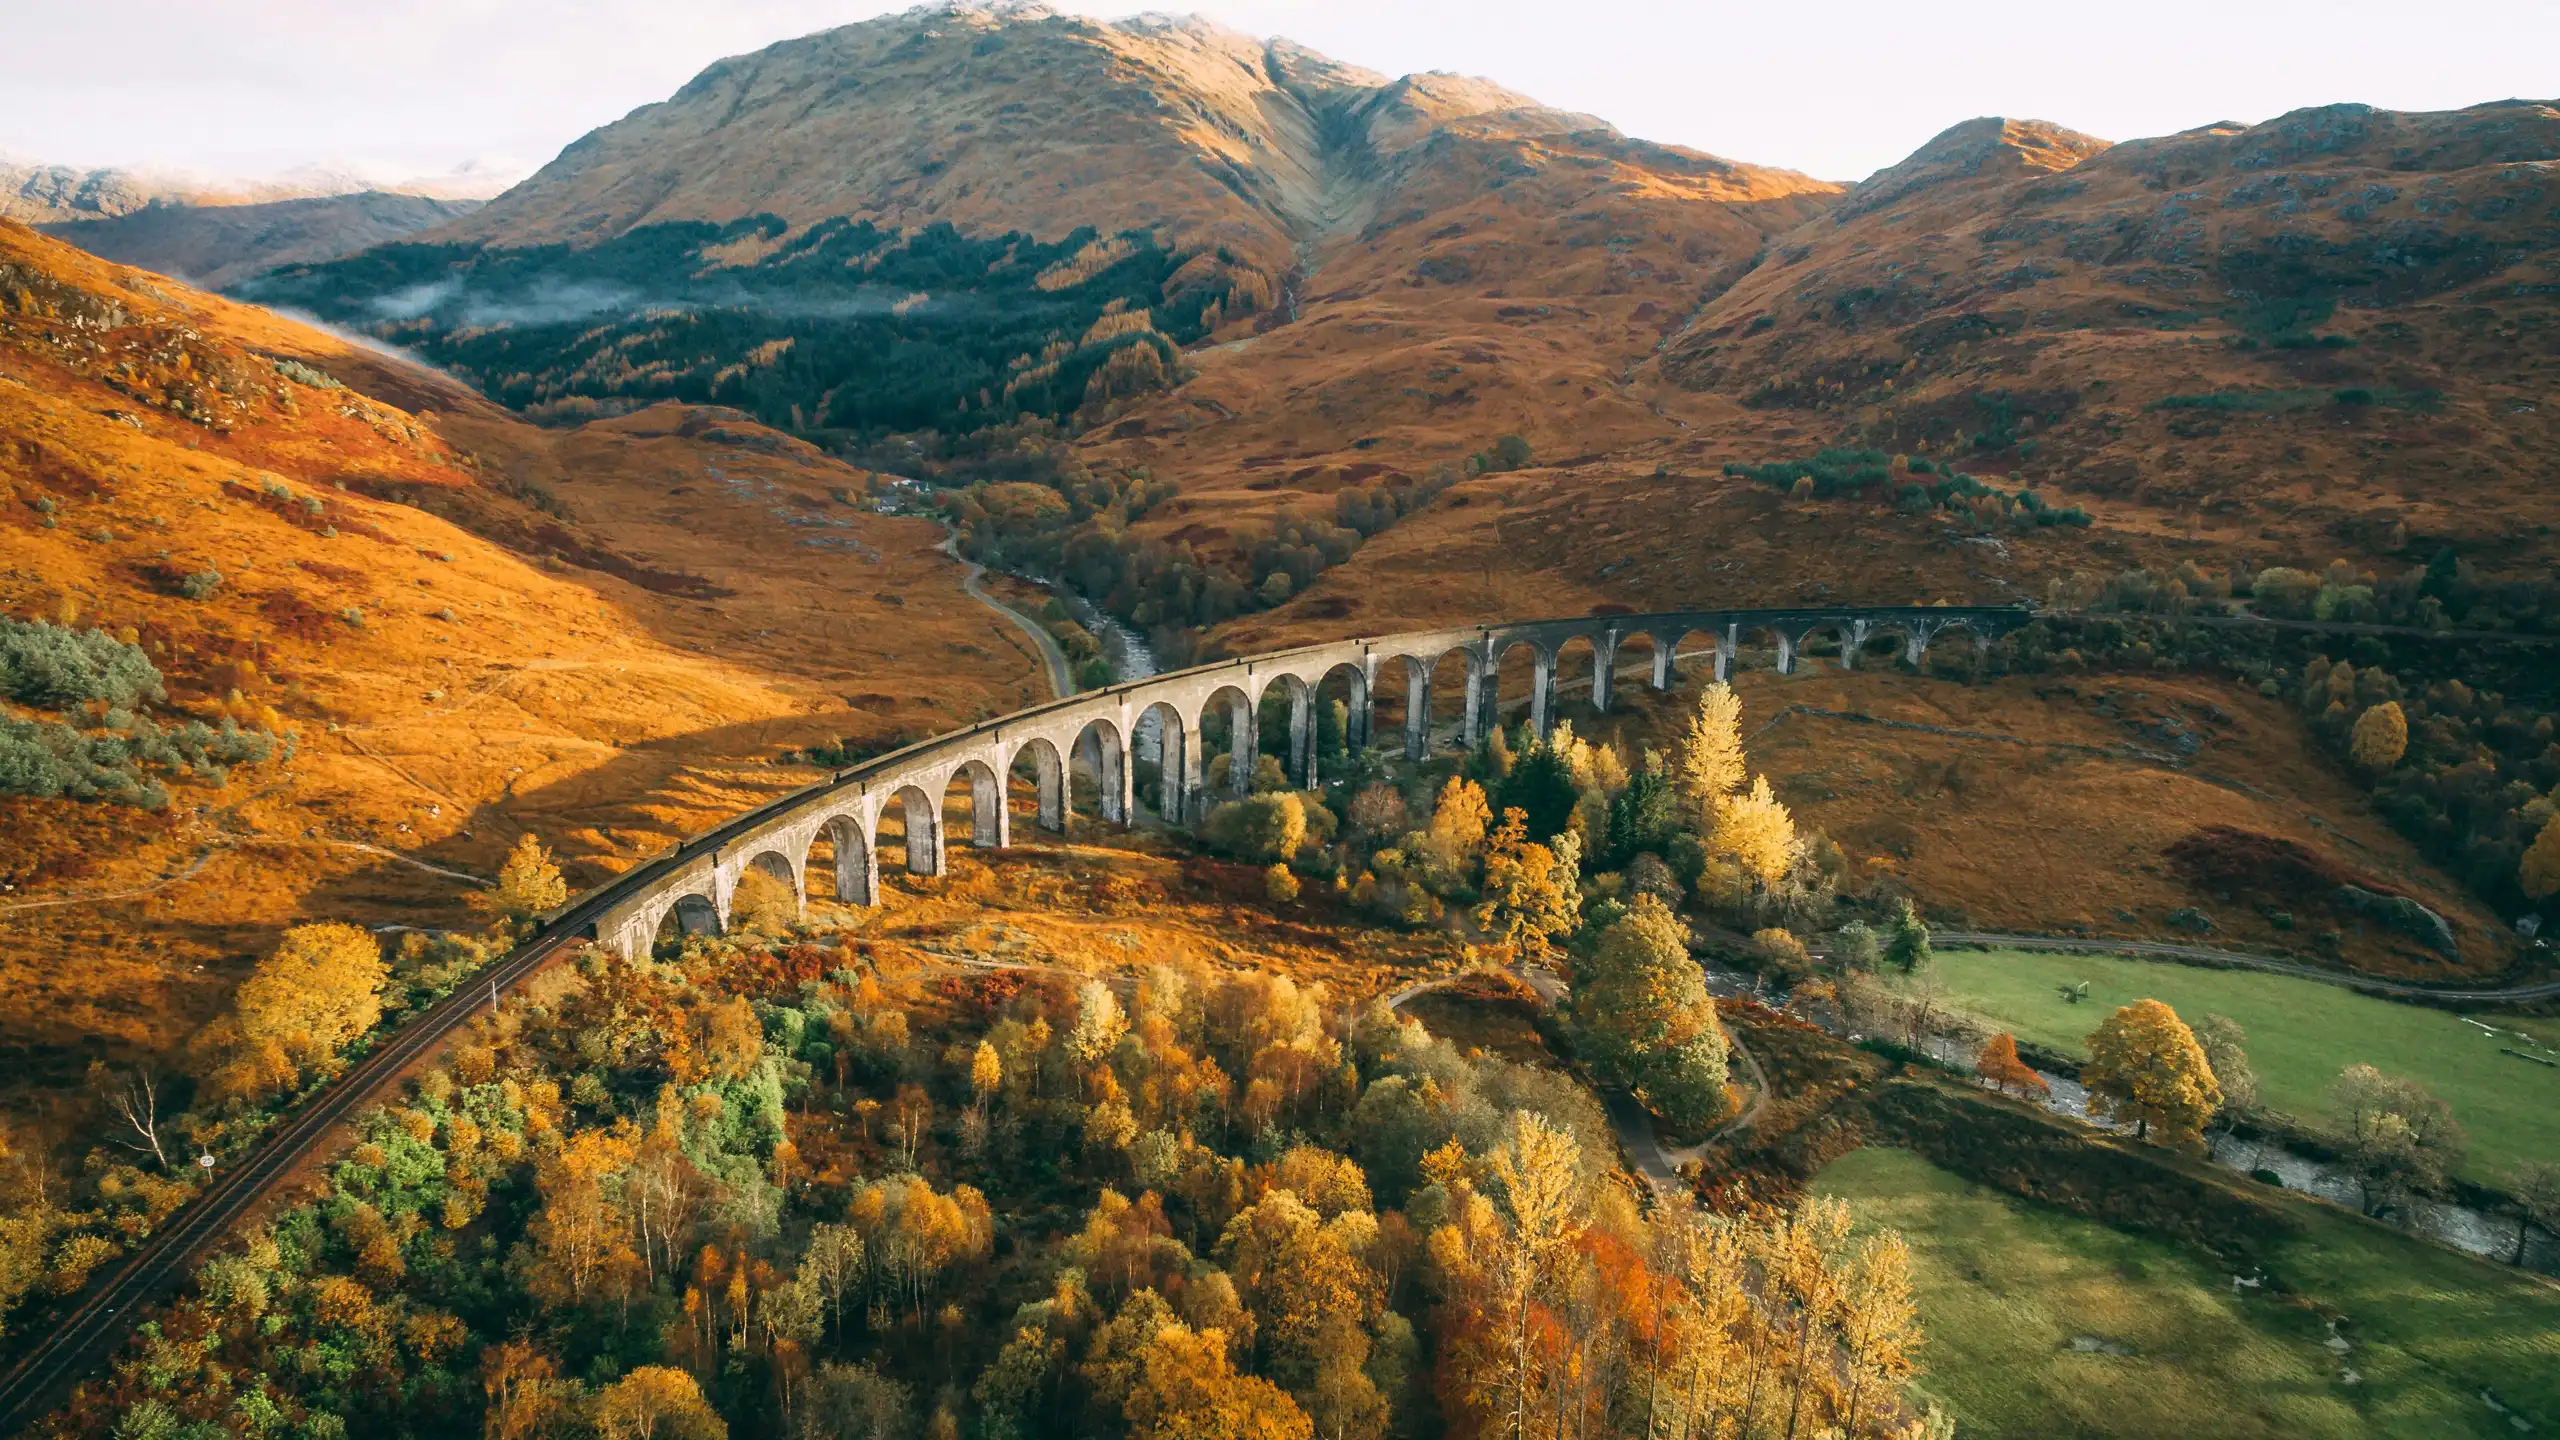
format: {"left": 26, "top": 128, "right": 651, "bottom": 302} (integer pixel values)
{"left": 6, "top": 596, "right": 2553, "bottom": 1432}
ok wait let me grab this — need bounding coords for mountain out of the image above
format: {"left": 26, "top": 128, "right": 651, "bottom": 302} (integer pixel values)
{"left": 1, "top": 158, "right": 518, "bottom": 224}
{"left": 1087, "top": 98, "right": 2560, "bottom": 652}
{"left": 437, "top": 2, "right": 1582, "bottom": 269}
{"left": 36, "top": 192, "right": 482, "bottom": 287}
{"left": 1630, "top": 100, "right": 2560, "bottom": 587}
{"left": 249, "top": 2, "right": 1832, "bottom": 466}
{"left": 6, "top": 156, "right": 526, "bottom": 286}
{"left": 0, "top": 220, "right": 1044, "bottom": 1083}
{"left": 247, "top": 6, "right": 2556, "bottom": 653}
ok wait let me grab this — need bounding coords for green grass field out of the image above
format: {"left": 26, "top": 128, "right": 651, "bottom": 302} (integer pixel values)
{"left": 1901, "top": 949, "right": 2560, "bottom": 1182}
{"left": 1817, "top": 1147, "right": 2560, "bottom": 1438}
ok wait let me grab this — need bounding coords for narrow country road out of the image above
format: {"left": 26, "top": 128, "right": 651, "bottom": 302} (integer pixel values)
{"left": 938, "top": 527, "right": 1072, "bottom": 702}
{"left": 1905, "top": 930, "right": 2560, "bottom": 1004}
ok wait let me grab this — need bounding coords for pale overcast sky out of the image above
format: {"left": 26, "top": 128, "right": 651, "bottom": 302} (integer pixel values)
{"left": 6, "top": 0, "right": 2554, "bottom": 185}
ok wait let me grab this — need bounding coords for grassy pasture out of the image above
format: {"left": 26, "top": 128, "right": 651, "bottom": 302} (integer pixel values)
{"left": 1816, "top": 1147, "right": 2560, "bottom": 1438}
{"left": 1903, "top": 949, "right": 2560, "bottom": 1182}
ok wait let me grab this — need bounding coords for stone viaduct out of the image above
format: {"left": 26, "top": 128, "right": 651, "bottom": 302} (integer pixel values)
{"left": 586, "top": 605, "right": 2029, "bottom": 957}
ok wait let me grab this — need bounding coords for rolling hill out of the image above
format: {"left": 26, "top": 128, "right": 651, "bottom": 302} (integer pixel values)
{"left": 35, "top": 192, "right": 482, "bottom": 288}
{"left": 12, "top": 5, "right": 2555, "bottom": 1075}
{"left": 0, "top": 219, "right": 1046, "bottom": 1093}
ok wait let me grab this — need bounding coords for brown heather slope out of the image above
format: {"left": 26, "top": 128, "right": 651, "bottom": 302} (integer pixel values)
{"left": 1086, "top": 100, "right": 2559, "bottom": 641}
{"left": 1650, "top": 101, "right": 2560, "bottom": 574}
{"left": 0, "top": 221, "right": 1038, "bottom": 1091}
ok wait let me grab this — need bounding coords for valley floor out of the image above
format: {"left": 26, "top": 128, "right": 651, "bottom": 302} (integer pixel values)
{"left": 1817, "top": 1147, "right": 2560, "bottom": 1439}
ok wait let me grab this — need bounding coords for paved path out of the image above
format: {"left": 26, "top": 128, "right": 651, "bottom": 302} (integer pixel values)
{"left": 938, "top": 527, "right": 1071, "bottom": 702}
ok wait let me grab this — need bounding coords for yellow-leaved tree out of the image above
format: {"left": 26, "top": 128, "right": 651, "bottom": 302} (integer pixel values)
{"left": 1675, "top": 682, "right": 1746, "bottom": 827}
{"left": 208, "top": 922, "right": 388, "bottom": 1100}
{"left": 2522, "top": 812, "right": 2560, "bottom": 902}
{"left": 1710, "top": 775, "right": 1797, "bottom": 889}
{"left": 593, "top": 1364, "right": 726, "bottom": 1440}
{"left": 472, "top": 832, "right": 568, "bottom": 934}
{"left": 2082, "top": 999, "right": 2222, "bottom": 1149}
{"left": 1474, "top": 810, "right": 1581, "bottom": 965}
{"left": 2348, "top": 701, "right": 2408, "bottom": 772}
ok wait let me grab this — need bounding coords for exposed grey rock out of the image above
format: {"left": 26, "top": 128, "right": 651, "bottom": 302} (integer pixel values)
{"left": 2335, "top": 885, "right": 2459, "bottom": 957}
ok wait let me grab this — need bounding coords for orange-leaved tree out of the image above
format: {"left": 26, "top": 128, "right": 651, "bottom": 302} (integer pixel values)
{"left": 1676, "top": 681, "right": 1746, "bottom": 827}
{"left": 1974, "top": 1032, "right": 2050, "bottom": 1100}
{"left": 2082, "top": 1000, "right": 2222, "bottom": 1149}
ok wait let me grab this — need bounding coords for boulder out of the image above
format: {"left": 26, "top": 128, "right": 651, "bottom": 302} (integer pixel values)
{"left": 2334, "top": 885, "right": 2459, "bottom": 958}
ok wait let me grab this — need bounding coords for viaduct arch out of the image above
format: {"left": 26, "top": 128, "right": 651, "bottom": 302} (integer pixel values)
{"left": 589, "top": 605, "right": 2029, "bottom": 957}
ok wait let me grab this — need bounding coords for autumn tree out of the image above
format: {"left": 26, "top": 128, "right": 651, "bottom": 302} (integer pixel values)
{"left": 1345, "top": 782, "right": 1408, "bottom": 844}
{"left": 1474, "top": 810, "right": 1581, "bottom": 964}
{"left": 1973, "top": 1033, "right": 2049, "bottom": 1100}
{"left": 2348, "top": 701, "right": 2408, "bottom": 772}
{"left": 522, "top": 1123, "right": 644, "bottom": 1310}
{"left": 1676, "top": 682, "right": 1746, "bottom": 827}
{"left": 1575, "top": 895, "right": 1730, "bottom": 1129}
{"left": 2332, "top": 1063, "right": 2466, "bottom": 1216}
{"left": 1124, "top": 1316, "right": 1314, "bottom": 1440}
{"left": 2524, "top": 813, "right": 2560, "bottom": 901}
{"left": 2082, "top": 1000, "right": 2222, "bottom": 1149}
{"left": 473, "top": 832, "right": 570, "bottom": 934}
{"left": 1835, "top": 1229, "right": 1924, "bottom": 1432}
{"left": 1483, "top": 1110, "right": 1587, "bottom": 1440}
{"left": 969, "top": 1040, "right": 1003, "bottom": 1117}
{"left": 210, "top": 922, "right": 389, "bottom": 1099}
{"left": 727, "top": 867, "right": 799, "bottom": 935}
{"left": 1205, "top": 792, "right": 1309, "bottom": 863}
{"left": 483, "top": 1338, "right": 582, "bottom": 1440}
{"left": 594, "top": 1365, "right": 727, "bottom": 1440}
{"left": 1411, "top": 776, "right": 1493, "bottom": 885}
{"left": 1218, "top": 1188, "right": 1385, "bottom": 1438}
{"left": 1709, "top": 775, "right": 1796, "bottom": 890}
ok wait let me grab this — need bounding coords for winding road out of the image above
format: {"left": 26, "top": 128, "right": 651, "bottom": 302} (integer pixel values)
{"left": 1860, "top": 929, "right": 2560, "bottom": 1004}
{"left": 937, "top": 527, "right": 1072, "bottom": 701}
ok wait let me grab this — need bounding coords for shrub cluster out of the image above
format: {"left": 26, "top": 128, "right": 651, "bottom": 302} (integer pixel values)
{"left": 0, "top": 617, "right": 165, "bottom": 710}
{"left": 1728, "top": 449, "right": 2090, "bottom": 526}
{"left": 0, "top": 617, "right": 287, "bottom": 805}
{"left": 0, "top": 710, "right": 277, "bottom": 806}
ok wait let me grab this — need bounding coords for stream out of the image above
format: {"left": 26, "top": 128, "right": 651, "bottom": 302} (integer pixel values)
{"left": 1703, "top": 966, "right": 2544, "bottom": 1269}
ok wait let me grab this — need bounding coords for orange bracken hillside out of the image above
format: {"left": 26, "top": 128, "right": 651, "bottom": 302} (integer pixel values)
{"left": 1080, "top": 102, "right": 2559, "bottom": 642}
{"left": 0, "top": 220, "right": 1043, "bottom": 1090}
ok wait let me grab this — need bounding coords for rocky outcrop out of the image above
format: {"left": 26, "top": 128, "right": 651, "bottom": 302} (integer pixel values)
{"left": 2335, "top": 885, "right": 2461, "bottom": 958}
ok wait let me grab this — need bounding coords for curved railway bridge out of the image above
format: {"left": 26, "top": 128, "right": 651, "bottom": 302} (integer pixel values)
{"left": 0, "top": 603, "right": 2025, "bottom": 1432}
{"left": 590, "top": 605, "right": 2028, "bottom": 954}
